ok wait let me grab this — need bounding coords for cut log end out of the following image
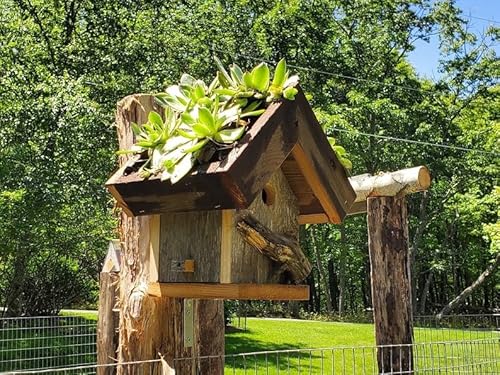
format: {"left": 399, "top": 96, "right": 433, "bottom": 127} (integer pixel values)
{"left": 417, "top": 166, "right": 431, "bottom": 191}
{"left": 348, "top": 166, "right": 431, "bottom": 215}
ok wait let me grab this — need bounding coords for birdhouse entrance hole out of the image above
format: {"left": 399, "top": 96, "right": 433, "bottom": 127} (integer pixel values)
{"left": 262, "top": 183, "right": 276, "bottom": 206}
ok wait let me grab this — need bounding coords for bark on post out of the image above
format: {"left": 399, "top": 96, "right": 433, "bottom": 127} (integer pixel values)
{"left": 97, "top": 271, "right": 119, "bottom": 375}
{"left": 368, "top": 196, "right": 414, "bottom": 374}
{"left": 97, "top": 240, "right": 120, "bottom": 374}
{"left": 111, "top": 95, "right": 224, "bottom": 374}
{"left": 352, "top": 167, "right": 430, "bottom": 374}
{"left": 348, "top": 166, "right": 431, "bottom": 215}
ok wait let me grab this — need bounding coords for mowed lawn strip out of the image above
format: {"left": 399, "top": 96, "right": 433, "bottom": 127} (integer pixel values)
{"left": 226, "top": 318, "right": 375, "bottom": 355}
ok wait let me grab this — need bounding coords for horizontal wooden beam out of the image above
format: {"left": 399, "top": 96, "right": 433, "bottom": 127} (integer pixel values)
{"left": 148, "top": 283, "right": 309, "bottom": 301}
{"left": 348, "top": 166, "right": 431, "bottom": 215}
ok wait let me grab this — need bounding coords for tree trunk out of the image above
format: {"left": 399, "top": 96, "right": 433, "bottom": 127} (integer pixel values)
{"left": 113, "top": 95, "right": 224, "bottom": 374}
{"left": 338, "top": 225, "right": 347, "bottom": 315}
{"left": 437, "top": 252, "right": 500, "bottom": 319}
{"left": 97, "top": 272, "right": 119, "bottom": 375}
{"left": 368, "top": 196, "right": 414, "bottom": 374}
{"left": 327, "top": 259, "right": 339, "bottom": 311}
{"left": 418, "top": 270, "right": 433, "bottom": 315}
{"left": 409, "top": 192, "right": 429, "bottom": 314}
{"left": 310, "top": 227, "right": 333, "bottom": 314}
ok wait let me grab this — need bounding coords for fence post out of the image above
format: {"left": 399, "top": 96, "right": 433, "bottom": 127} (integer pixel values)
{"left": 97, "top": 240, "right": 121, "bottom": 374}
{"left": 368, "top": 196, "right": 414, "bottom": 374}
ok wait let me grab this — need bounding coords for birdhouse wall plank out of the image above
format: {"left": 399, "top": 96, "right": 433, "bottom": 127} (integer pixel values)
{"left": 225, "top": 99, "right": 298, "bottom": 207}
{"left": 158, "top": 210, "right": 222, "bottom": 283}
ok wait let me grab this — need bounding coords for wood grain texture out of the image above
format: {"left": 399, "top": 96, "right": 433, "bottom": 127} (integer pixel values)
{"left": 367, "top": 196, "right": 414, "bottom": 374}
{"left": 111, "top": 94, "right": 224, "bottom": 374}
{"left": 348, "top": 167, "right": 431, "bottom": 215}
{"left": 220, "top": 210, "right": 234, "bottom": 283}
{"left": 298, "top": 213, "right": 329, "bottom": 225}
{"left": 281, "top": 158, "right": 328, "bottom": 224}
{"left": 352, "top": 166, "right": 430, "bottom": 199}
{"left": 236, "top": 212, "right": 312, "bottom": 283}
{"left": 231, "top": 169, "right": 300, "bottom": 284}
{"left": 148, "top": 283, "right": 310, "bottom": 300}
{"left": 102, "top": 240, "right": 121, "bottom": 273}
{"left": 193, "top": 300, "right": 225, "bottom": 374}
{"left": 107, "top": 86, "right": 354, "bottom": 229}
{"left": 115, "top": 95, "right": 171, "bottom": 371}
{"left": 159, "top": 210, "right": 222, "bottom": 283}
{"left": 149, "top": 215, "right": 160, "bottom": 282}
{"left": 226, "top": 99, "right": 298, "bottom": 207}
{"left": 291, "top": 144, "right": 342, "bottom": 223}
{"left": 97, "top": 272, "right": 119, "bottom": 374}
{"left": 293, "top": 89, "right": 356, "bottom": 223}
{"left": 106, "top": 97, "right": 297, "bottom": 216}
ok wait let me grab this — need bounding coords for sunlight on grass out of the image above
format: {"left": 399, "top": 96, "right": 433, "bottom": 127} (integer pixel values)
{"left": 60, "top": 310, "right": 98, "bottom": 321}
{"left": 53, "top": 312, "right": 498, "bottom": 374}
{"left": 224, "top": 318, "right": 499, "bottom": 374}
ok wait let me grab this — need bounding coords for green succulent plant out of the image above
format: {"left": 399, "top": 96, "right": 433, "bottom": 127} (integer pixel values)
{"left": 119, "top": 57, "right": 301, "bottom": 184}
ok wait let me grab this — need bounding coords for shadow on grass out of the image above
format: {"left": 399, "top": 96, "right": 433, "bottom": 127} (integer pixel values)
{"left": 225, "top": 327, "right": 324, "bottom": 372}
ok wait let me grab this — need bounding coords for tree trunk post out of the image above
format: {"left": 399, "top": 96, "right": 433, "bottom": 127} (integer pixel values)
{"left": 109, "top": 95, "right": 224, "bottom": 374}
{"left": 348, "top": 166, "right": 431, "bottom": 374}
{"left": 97, "top": 271, "right": 119, "bottom": 375}
{"left": 368, "top": 196, "right": 414, "bottom": 374}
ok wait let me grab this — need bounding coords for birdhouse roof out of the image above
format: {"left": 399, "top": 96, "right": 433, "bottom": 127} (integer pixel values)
{"left": 106, "top": 86, "right": 355, "bottom": 224}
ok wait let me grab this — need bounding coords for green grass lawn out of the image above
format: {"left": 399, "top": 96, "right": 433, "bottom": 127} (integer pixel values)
{"left": 60, "top": 309, "right": 98, "bottom": 321}
{"left": 226, "top": 318, "right": 375, "bottom": 354}
{"left": 223, "top": 318, "right": 499, "bottom": 374}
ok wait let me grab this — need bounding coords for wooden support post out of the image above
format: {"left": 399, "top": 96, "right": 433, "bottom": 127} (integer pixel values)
{"left": 111, "top": 95, "right": 224, "bottom": 374}
{"left": 97, "top": 271, "right": 119, "bottom": 375}
{"left": 350, "top": 166, "right": 430, "bottom": 373}
{"left": 368, "top": 196, "right": 414, "bottom": 374}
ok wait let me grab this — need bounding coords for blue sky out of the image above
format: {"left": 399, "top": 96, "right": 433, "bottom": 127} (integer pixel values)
{"left": 408, "top": 0, "right": 500, "bottom": 79}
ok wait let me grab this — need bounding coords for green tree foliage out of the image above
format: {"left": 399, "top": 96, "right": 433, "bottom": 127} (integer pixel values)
{"left": 0, "top": 0, "right": 497, "bottom": 315}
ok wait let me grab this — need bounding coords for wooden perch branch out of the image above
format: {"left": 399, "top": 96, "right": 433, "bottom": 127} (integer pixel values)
{"left": 348, "top": 166, "right": 431, "bottom": 215}
{"left": 236, "top": 212, "right": 312, "bottom": 283}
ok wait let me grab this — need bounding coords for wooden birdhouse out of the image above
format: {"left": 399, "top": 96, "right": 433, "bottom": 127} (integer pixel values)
{"left": 106, "top": 86, "right": 355, "bottom": 300}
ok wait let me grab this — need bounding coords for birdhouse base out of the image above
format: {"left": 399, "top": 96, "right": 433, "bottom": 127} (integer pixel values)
{"left": 148, "top": 282, "right": 309, "bottom": 301}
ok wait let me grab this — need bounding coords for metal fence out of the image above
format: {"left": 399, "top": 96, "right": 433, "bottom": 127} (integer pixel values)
{"left": 172, "top": 338, "right": 500, "bottom": 374}
{"left": 4, "top": 359, "right": 163, "bottom": 374}
{"left": 413, "top": 314, "right": 499, "bottom": 342}
{"left": 0, "top": 314, "right": 499, "bottom": 374}
{"left": 5, "top": 339, "right": 499, "bottom": 374}
{"left": 0, "top": 316, "right": 96, "bottom": 373}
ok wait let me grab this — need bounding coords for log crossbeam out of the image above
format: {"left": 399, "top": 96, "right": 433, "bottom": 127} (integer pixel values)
{"left": 348, "top": 166, "right": 431, "bottom": 214}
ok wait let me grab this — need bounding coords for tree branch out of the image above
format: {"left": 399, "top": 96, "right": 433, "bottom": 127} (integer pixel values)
{"left": 236, "top": 212, "right": 312, "bottom": 283}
